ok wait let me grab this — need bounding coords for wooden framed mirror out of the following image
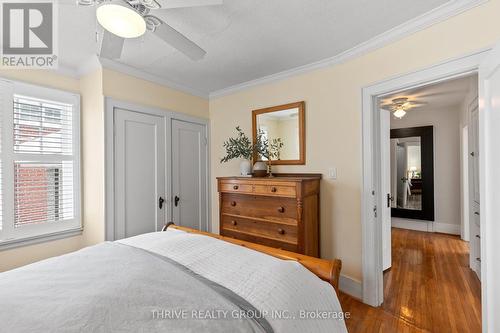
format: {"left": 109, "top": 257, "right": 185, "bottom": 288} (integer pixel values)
{"left": 252, "top": 101, "right": 305, "bottom": 165}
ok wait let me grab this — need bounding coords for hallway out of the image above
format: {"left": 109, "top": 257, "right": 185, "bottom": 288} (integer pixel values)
{"left": 340, "top": 228, "right": 481, "bottom": 332}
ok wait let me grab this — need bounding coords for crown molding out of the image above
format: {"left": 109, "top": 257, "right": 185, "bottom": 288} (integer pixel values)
{"left": 209, "top": 0, "right": 489, "bottom": 98}
{"left": 77, "top": 55, "right": 102, "bottom": 77}
{"left": 99, "top": 58, "right": 209, "bottom": 99}
{"left": 52, "top": 63, "right": 80, "bottom": 79}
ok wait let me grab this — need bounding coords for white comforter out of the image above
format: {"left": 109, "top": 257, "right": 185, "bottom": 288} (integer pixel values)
{"left": 118, "top": 228, "right": 348, "bottom": 333}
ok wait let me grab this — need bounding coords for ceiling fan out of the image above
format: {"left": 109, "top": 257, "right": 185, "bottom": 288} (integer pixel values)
{"left": 77, "top": 0, "right": 223, "bottom": 61}
{"left": 380, "top": 97, "right": 427, "bottom": 119}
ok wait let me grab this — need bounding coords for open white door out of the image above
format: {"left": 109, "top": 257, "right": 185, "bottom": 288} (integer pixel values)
{"left": 380, "top": 109, "right": 392, "bottom": 270}
{"left": 478, "top": 42, "right": 500, "bottom": 333}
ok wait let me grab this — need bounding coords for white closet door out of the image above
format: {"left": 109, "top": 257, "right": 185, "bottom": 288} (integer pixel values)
{"left": 114, "top": 109, "right": 166, "bottom": 239}
{"left": 470, "top": 105, "right": 480, "bottom": 205}
{"left": 171, "top": 119, "right": 207, "bottom": 231}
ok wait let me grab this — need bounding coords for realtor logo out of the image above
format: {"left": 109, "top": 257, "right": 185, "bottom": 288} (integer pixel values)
{"left": 1, "top": 1, "right": 58, "bottom": 68}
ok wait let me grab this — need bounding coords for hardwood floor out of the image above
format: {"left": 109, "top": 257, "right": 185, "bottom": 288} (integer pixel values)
{"left": 339, "top": 228, "right": 481, "bottom": 333}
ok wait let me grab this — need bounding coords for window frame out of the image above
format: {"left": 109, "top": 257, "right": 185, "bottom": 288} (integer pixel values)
{"left": 0, "top": 79, "right": 81, "bottom": 249}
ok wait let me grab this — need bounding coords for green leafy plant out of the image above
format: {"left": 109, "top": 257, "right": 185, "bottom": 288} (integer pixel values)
{"left": 220, "top": 126, "right": 253, "bottom": 163}
{"left": 254, "top": 129, "right": 284, "bottom": 160}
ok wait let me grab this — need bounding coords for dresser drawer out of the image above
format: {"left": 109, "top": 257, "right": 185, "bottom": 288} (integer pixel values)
{"left": 221, "top": 228, "right": 298, "bottom": 252}
{"left": 221, "top": 194, "right": 297, "bottom": 222}
{"left": 219, "top": 182, "right": 253, "bottom": 194}
{"left": 221, "top": 214, "right": 297, "bottom": 244}
{"left": 252, "top": 184, "right": 296, "bottom": 197}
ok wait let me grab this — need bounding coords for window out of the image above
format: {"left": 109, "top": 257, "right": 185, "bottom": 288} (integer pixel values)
{"left": 0, "top": 80, "right": 80, "bottom": 247}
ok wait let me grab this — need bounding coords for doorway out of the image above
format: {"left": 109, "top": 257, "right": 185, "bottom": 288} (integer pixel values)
{"left": 105, "top": 99, "right": 210, "bottom": 241}
{"left": 361, "top": 44, "right": 500, "bottom": 333}
{"left": 377, "top": 75, "right": 481, "bottom": 331}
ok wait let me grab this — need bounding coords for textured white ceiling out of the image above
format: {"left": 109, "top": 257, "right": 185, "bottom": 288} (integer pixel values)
{"left": 58, "top": 0, "right": 450, "bottom": 95}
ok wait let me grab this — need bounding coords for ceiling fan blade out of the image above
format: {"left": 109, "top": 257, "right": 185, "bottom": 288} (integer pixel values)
{"left": 98, "top": 29, "right": 125, "bottom": 60}
{"left": 407, "top": 103, "right": 427, "bottom": 107}
{"left": 152, "top": 20, "right": 206, "bottom": 60}
{"left": 156, "top": 0, "right": 223, "bottom": 9}
{"left": 415, "top": 91, "right": 463, "bottom": 99}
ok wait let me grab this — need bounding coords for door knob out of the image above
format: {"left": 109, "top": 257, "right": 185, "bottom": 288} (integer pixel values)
{"left": 159, "top": 197, "right": 165, "bottom": 209}
{"left": 174, "top": 196, "right": 180, "bottom": 207}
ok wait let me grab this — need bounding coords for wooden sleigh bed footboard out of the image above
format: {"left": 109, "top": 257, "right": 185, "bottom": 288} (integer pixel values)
{"left": 162, "top": 223, "right": 342, "bottom": 291}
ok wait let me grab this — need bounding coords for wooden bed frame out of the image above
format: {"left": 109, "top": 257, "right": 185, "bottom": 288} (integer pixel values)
{"left": 162, "top": 223, "right": 342, "bottom": 291}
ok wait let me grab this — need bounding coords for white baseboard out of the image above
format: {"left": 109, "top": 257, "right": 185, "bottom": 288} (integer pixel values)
{"left": 433, "top": 222, "right": 461, "bottom": 235}
{"left": 339, "top": 274, "right": 362, "bottom": 299}
{"left": 392, "top": 218, "right": 432, "bottom": 232}
{"left": 392, "top": 218, "right": 460, "bottom": 235}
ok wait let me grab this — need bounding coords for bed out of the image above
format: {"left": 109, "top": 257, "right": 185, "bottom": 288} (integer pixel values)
{"left": 0, "top": 224, "right": 347, "bottom": 333}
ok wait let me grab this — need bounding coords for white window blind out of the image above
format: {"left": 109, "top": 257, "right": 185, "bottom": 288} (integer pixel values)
{"left": 13, "top": 96, "right": 73, "bottom": 155}
{"left": 0, "top": 81, "right": 81, "bottom": 246}
{"left": 13, "top": 96, "right": 75, "bottom": 227}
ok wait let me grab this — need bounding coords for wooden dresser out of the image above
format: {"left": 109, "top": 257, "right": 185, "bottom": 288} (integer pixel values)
{"left": 217, "top": 174, "right": 321, "bottom": 257}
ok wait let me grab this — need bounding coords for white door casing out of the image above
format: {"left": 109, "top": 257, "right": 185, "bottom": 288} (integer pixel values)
{"left": 478, "top": 41, "right": 500, "bottom": 333}
{"left": 114, "top": 108, "right": 166, "bottom": 239}
{"left": 380, "top": 108, "right": 392, "bottom": 271}
{"left": 171, "top": 119, "right": 208, "bottom": 231}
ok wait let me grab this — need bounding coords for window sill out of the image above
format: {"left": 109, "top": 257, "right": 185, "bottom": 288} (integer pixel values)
{"left": 0, "top": 227, "right": 83, "bottom": 251}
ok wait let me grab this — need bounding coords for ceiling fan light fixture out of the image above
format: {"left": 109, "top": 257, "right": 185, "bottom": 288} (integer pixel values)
{"left": 393, "top": 108, "right": 407, "bottom": 119}
{"left": 96, "top": 0, "right": 146, "bottom": 38}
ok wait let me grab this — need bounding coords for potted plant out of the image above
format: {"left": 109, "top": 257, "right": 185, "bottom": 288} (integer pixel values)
{"left": 220, "top": 126, "right": 253, "bottom": 176}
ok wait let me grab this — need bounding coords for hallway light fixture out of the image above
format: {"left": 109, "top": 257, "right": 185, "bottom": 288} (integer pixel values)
{"left": 391, "top": 97, "right": 410, "bottom": 119}
{"left": 393, "top": 107, "right": 407, "bottom": 119}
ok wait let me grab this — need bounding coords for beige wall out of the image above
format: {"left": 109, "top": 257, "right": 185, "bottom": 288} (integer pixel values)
{"left": 80, "top": 69, "right": 106, "bottom": 246}
{"left": 102, "top": 69, "right": 209, "bottom": 118}
{"left": 209, "top": 0, "right": 500, "bottom": 281}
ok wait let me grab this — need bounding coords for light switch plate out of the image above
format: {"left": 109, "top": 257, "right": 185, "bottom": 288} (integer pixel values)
{"left": 328, "top": 167, "right": 337, "bottom": 180}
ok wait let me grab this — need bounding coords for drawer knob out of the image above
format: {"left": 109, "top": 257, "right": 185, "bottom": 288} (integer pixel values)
{"left": 474, "top": 211, "right": 480, "bottom": 216}
{"left": 277, "top": 206, "right": 285, "bottom": 213}
{"left": 476, "top": 257, "right": 481, "bottom": 262}
{"left": 230, "top": 201, "right": 237, "bottom": 207}
{"left": 271, "top": 187, "right": 277, "bottom": 193}
{"left": 231, "top": 220, "right": 237, "bottom": 226}
{"left": 476, "top": 234, "right": 481, "bottom": 239}
{"left": 277, "top": 228, "right": 285, "bottom": 235}
{"left": 233, "top": 185, "right": 239, "bottom": 190}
